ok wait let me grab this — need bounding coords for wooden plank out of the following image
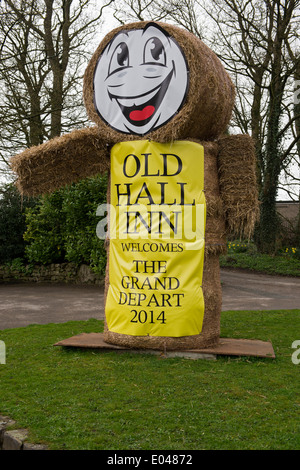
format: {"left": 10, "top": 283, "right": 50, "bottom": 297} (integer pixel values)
{"left": 54, "top": 333, "right": 275, "bottom": 359}
{"left": 191, "top": 338, "right": 276, "bottom": 358}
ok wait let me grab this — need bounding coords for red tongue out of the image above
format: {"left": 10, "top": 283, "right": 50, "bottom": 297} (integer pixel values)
{"left": 129, "top": 105, "right": 155, "bottom": 122}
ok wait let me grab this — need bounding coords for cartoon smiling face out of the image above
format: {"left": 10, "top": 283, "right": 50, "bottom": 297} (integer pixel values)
{"left": 93, "top": 23, "right": 189, "bottom": 135}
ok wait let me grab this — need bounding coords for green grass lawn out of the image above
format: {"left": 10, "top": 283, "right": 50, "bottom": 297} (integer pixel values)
{"left": 220, "top": 252, "right": 300, "bottom": 276}
{"left": 1, "top": 311, "right": 300, "bottom": 450}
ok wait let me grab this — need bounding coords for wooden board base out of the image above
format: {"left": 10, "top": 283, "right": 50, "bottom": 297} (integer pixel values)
{"left": 54, "top": 333, "right": 275, "bottom": 360}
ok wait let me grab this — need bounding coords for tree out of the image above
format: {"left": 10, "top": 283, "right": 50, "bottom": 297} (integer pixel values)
{"left": 111, "top": 0, "right": 170, "bottom": 24}
{"left": 201, "top": 0, "right": 300, "bottom": 253}
{"left": 24, "top": 173, "right": 108, "bottom": 274}
{"left": 0, "top": 183, "right": 38, "bottom": 263}
{"left": 0, "top": 0, "right": 113, "bottom": 177}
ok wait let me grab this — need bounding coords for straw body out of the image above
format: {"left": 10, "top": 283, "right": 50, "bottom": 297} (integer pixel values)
{"left": 10, "top": 22, "right": 258, "bottom": 351}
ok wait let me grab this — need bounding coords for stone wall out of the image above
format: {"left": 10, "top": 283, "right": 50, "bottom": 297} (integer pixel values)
{"left": 0, "top": 262, "right": 103, "bottom": 285}
{"left": 276, "top": 201, "right": 299, "bottom": 244}
{"left": 0, "top": 415, "right": 48, "bottom": 450}
{"left": 276, "top": 201, "right": 299, "bottom": 228}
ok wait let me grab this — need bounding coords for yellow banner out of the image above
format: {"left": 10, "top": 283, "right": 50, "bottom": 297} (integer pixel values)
{"left": 106, "top": 140, "right": 206, "bottom": 337}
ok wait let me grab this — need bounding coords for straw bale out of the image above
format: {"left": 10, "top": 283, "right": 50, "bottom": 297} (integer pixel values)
{"left": 218, "top": 134, "right": 260, "bottom": 239}
{"left": 202, "top": 140, "right": 227, "bottom": 255}
{"left": 10, "top": 21, "right": 257, "bottom": 352}
{"left": 103, "top": 252, "right": 221, "bottom": 350}
{"left": 102, "top": 140, "right": 224, "bottom": 350}
{"left": 83, "top": 21, "right": 235, "bottom": 143}
{"left": 10, "top": 127, "right": 109, "bottom": 196}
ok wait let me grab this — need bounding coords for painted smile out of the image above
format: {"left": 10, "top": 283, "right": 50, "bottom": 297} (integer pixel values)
{"left": 108, "top": 69, "right": 174, "bottom": 127}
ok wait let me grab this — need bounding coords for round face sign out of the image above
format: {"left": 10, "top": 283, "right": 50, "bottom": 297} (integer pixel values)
{"left": 93, "top": 23, "right": 189, "bottom": 136}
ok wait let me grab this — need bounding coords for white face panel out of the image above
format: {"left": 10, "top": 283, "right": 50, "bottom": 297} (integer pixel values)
{"left": 93, "top": 23, "right": 189, "bottom": 135}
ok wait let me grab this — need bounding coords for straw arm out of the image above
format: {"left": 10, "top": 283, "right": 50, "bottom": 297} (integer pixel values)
{"left": 217, "top": 134, "right": 260, "bottom": 239}
{"left": 10, "top": 127, "right": 110, "bottom": 196}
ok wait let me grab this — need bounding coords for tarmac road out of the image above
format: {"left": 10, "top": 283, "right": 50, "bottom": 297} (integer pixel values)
{"left": 0, "top": 268, "right": 299, "bottom": 330}
{"left": 0, "top": 283, "right": 104, "bottom": 330}
{"left": 220, "top": 268, "right": 300, "bottom": 311}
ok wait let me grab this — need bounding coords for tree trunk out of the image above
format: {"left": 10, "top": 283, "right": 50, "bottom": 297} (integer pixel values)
{"left": 50, "top": 71, "right": 64, "bottom": 138}
{"left": 294, "top": 63, "right": 300, "bottom": 246}
{"left": 255, "top": 9, "right": 286, "bottom": 254}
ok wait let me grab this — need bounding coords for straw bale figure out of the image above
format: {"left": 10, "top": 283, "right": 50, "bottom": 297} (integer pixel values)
{"left": 11, "top": 22, "right": 259, "bottom": 351}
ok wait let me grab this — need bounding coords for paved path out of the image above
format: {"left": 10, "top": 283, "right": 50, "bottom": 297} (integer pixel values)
{"left": 220, "top": 268, "right": 300, "bottom": 311}
{"left": 0, "top": 284, "right": 104, "bottom": 330}
{"left": 0, "top": 269, "right": 299, "bottom": 329}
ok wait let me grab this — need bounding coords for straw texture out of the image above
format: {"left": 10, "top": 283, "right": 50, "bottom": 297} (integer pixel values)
{"left": 218, "top": 134, "right": 260, "bottom": 239}
{"left": 10, "top": 127, "right": 110, "bottom": 196}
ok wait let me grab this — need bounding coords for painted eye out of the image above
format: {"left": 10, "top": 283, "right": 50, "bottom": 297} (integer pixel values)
{"left": 143, "top": 37, "right": 166, "bottom": 65}
{"left": 108, "top": 42, "right": 129, "bottom": 75}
